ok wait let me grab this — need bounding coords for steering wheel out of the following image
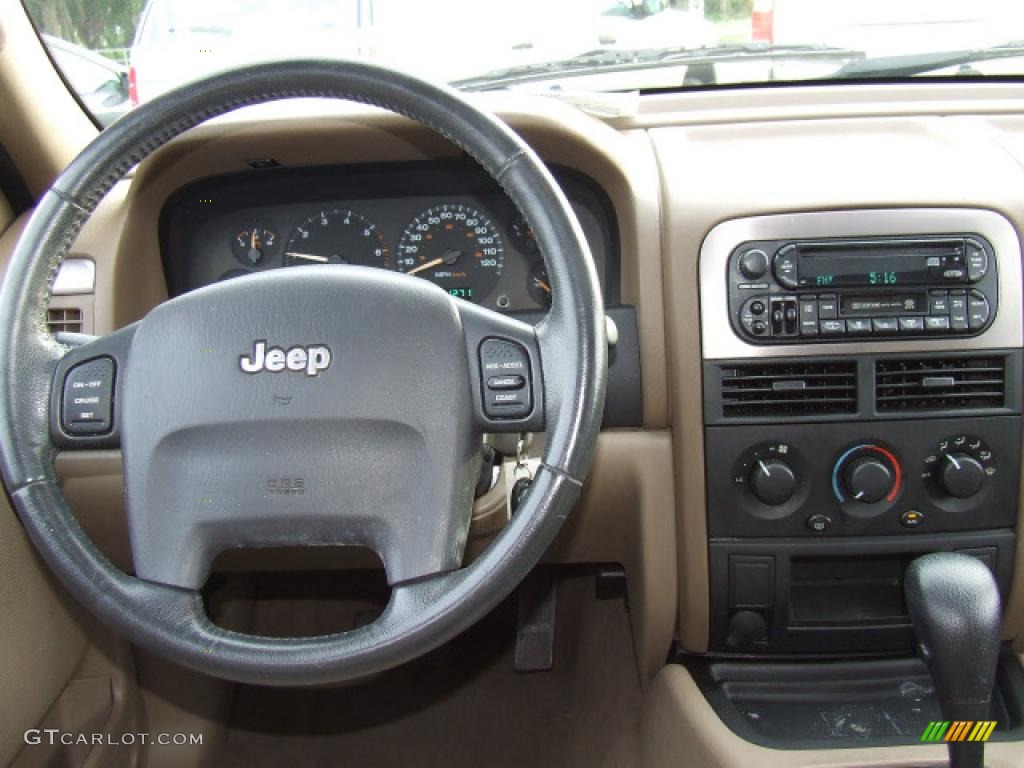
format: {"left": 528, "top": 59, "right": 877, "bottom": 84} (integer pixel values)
{"left": 0, "top": 60, "right": 606, "bottom": 686}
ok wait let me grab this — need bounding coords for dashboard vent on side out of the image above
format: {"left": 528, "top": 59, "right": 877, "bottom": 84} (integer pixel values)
{"left": 720, "top": 361, "right": 858, "bottom": 418}
{"left": 46, "top": 307, "right": 83, "bottom": 334}
{"left": 875, "top": 356, "right": 1005, "bottom": 412}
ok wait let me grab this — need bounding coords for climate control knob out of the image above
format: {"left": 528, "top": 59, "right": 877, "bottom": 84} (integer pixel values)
{"left": 845, "top": 456, "right": 894, "bottom": 504}
{"left": 750, "top": 458, "right": 797, "bottom": 506}
{"left": 832, "top": 444, "right": 902, "bottom": 507}
{"left": 939, "top": 453, "right": 986, "bottom": 499}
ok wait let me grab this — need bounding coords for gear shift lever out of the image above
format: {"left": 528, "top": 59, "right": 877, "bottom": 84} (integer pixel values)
{"left": 904, "top": 552, "right": 1002, "bottom": 768}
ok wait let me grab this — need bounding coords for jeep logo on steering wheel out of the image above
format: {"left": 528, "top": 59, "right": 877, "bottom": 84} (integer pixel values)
{"left": 239, "top": 341, "right": 332, "bottom": 377}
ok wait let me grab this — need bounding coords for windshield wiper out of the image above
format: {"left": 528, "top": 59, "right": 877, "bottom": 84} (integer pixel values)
{"left": 452, "top": 43, "right": 864, "bottom": 91}
{"left": 834, "top": 41, "right": 1024, "bottom": 79}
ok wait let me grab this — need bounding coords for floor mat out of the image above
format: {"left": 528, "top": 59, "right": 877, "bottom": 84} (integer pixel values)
{"left": 219, "top": 570, "right": 641, "bottom": 768}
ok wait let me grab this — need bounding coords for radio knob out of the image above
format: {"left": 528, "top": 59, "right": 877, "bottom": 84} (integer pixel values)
{"left": 939, "top": 453, "right": 986, "bottom": 499}
{"left": 750, "top": 458, "right": 797, "bottom": 506}
{"left": 845, "top": 456, "right": 894, "bottom": 504}
{"left": 739, "top": 249, "right": 768, "bottom": 279}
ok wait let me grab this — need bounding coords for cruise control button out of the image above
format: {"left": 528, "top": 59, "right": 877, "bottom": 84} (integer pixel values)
{"left": 925, "top": 316, "right": 951, "bottom": 332}
{"left": 846, "top": 318, "right": 872, "bottom": 334}
{"left": 479, "top": 339, "right": 532, "bottom": 419}
{"left": 872, "top": 317, "right": 898, "bottom": 334}
{"left": 819, "top": 319, "right": 845, "bottom": 335}
{"left": 62, "top": 357, "right": 115, "bottom": 435}
{"left": 487, "top": 375, "right": 525, "bottom": 390}
{"left": 899, "top": 317, "right": 925, "bottom": 333}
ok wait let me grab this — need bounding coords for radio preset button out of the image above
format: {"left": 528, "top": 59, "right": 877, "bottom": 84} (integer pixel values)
{"left": 739, "top": 249, "right": 769, "bottom": 279}
{"left": 949, "top": 290, "right": 968, "bottom": 331}
{"left": 899, "top": 317, "right": 925, "bottom": 333}
{"left": 925, "top": 316, "right": 951, "bottom": 332}
{"left": 798, "top": 297, "right": 818, "bottom": 336}
{"left": 872, "top": 317, "right": 899, "bottom": 334}
{"left": 817, "top": 294, "right": 838, "bottom": 319}
{"left": 929, "top": 291, "right": 949, "bottom": 315}
{"left": 968, "top": 291, "right": 990, "bottom": 330}
{"left": 966, "top": 239, "right": 988, "bottom": 281}
{"left": 846, "top": 318, "right": 872, "bottom": 334}
{"left": 820, "top": 319, "right": 845, "bottom": 335}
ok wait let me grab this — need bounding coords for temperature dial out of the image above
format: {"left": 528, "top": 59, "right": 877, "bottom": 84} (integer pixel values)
{"left": 832, "top": 444, "right": 902, "bottom": 506}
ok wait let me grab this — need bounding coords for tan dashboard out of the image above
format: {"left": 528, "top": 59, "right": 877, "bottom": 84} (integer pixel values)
{"left": 4, "top": 83, "right": 1024, "bottom": 700}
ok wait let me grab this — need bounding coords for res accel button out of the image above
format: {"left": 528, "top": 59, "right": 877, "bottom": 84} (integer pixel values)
{"left": 61, "top": 357, "right": 115, "bottom": 435}
{"left": 479, "top": 339, "right": 532, "bottom": 419}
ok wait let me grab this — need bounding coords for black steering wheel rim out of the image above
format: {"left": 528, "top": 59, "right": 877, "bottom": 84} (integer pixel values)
{"left": 0, "top": 60, "right": 606, "bottom": 685}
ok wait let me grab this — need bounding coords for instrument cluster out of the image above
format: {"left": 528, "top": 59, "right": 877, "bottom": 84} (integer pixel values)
{"left": 161, "top": 162, "right": 617, "bottom": 311}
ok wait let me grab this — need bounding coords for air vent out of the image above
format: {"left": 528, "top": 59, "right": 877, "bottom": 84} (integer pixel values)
{"left": 876, "top": 356, "right": 1005, "bottom": 412}
{"left": 46, "top": 307, "right": 83, "bottom": 334}
{"left": 721, "top": 361, "right": 857, "bottom": 418}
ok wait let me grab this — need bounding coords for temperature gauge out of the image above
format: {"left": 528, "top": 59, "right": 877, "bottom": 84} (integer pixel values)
{"left": 527, "top": 260, "right": 552, "bottom": 308}
{"left": 232, "top": 227, "right": 277, "bottom": 266}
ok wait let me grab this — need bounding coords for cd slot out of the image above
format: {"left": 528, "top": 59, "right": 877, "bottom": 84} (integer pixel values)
{"left": 839, "top": 293, "right": 926, "bottom": 317}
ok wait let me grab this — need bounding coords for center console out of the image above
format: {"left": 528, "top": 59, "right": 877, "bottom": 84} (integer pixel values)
{"left": 699, "top": 209, "right": 1022, "bottom": 656}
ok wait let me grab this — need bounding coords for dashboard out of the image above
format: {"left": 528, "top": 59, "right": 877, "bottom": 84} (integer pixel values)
{"left": 159, "top": 161, "right": 619, "bottom": 310}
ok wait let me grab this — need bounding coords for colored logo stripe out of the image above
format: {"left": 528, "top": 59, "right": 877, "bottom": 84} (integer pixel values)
{"left": 920, "top": 721, "right": 996, "bottom": 742}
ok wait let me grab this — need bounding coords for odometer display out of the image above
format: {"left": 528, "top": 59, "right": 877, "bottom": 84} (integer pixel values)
{"left": 396, "top": 204, "right": 504, "bottom": 302}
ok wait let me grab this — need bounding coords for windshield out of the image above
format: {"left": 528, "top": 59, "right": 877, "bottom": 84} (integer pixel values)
{"left": 23, "top": 0, "right": 1024, "bottom": 125}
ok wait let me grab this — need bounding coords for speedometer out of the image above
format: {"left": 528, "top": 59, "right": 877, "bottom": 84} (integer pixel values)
{"left": 283, "top": 209, "right": 391, "bottom": 269}
{"left": 396, "top": 204, "right": 504, "bottom": 302}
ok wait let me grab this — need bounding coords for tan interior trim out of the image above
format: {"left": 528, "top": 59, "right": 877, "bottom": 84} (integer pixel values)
{"left": 0, "top": 493, "right": 89, "bottom": 767}
{"left": 641, "top": 664, "right": 1024, "bottom": 768}
{"left": 614, "top": 81, "right": 1024, "bottom": 130}
{"left": 0, "top": 191, "right": 12, "bottom": 235}
{"left": 0, "top": 0, "right": 95, "bottom": 198}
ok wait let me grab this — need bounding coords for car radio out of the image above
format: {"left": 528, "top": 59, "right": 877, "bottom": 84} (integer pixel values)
{"left": 728, "top": 235, "right": 998, "bottom": 342}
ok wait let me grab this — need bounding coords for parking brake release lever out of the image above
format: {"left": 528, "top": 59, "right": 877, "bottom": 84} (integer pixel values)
{"left": 904, "top": 552, "right": 1002, "bottom": 768}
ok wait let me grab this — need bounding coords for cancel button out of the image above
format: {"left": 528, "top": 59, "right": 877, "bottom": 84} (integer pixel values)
{"left": 487, "top": 375, "right": 525, "bottom": 390}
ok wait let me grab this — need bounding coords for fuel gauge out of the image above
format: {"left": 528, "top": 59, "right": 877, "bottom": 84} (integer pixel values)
{"left": 527, "top": 260, "right": 552, "bottom": 308}
{"left": 232, "top": 227, "right": 277, "bottom": 266}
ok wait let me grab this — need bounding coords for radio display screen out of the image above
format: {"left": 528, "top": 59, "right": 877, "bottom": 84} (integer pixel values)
{"left": 796, "top": 241, "right": 966, "bottom": 287}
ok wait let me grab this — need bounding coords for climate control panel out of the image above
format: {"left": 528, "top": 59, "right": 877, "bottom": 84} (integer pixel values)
{"left": 706, "top": 417, "right": 1020, "bottom": 538}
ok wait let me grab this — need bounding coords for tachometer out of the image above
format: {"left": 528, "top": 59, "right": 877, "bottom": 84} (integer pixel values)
{"left": 396, "top": 204, "right": 504, "bottom": 301}
{"left": 284, "top": 209, "right": 391, "bottom": 269}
